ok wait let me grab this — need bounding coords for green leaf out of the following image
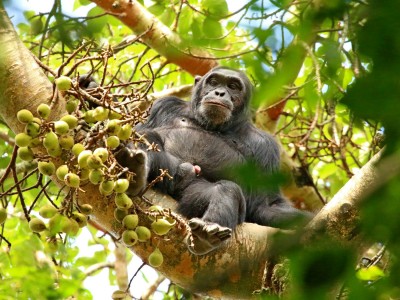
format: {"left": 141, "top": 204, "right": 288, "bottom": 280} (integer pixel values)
{"left": 86, "top": 7, "right": 107, "bottom": 34}
{"left": 148, "top": 4, "right": 165, "bottom": 16}
{"left": 201, "top": 0, "right": 228, "bottom": 19}
{"left": 203, "top": 17, "right": 223, "bottom": 39}
{"left": 356, "top": 266, "right": 385, "bottom": 281}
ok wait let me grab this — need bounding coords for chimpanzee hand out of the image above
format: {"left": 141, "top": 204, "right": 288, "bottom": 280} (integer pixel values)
{"left": 114, "top": 146, "right": 148, "bottom": 196}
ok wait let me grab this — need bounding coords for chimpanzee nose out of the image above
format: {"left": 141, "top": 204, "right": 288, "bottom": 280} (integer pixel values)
{"left": 214, "top": 89, "right": 225, "bottom": 97}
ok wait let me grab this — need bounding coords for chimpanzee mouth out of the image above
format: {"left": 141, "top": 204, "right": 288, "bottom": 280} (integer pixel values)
{"left": 205, "top": 100, "right": 230, "bottom": 110}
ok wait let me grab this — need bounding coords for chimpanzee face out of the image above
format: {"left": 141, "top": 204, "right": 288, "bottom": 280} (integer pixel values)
{"left": 192, "top": 67, "right": 252, "bottom": 129}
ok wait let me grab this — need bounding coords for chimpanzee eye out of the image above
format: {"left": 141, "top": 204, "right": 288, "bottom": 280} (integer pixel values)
{"left": 209, "top": 78, "right": 218, "bottom": 86}
{"left": 228, "top": 82, "right": 240, "bottom": 90}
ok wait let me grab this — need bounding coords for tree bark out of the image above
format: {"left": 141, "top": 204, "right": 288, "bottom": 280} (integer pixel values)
{"left": 1, "top": 4, "right": 398, "bottom": 299}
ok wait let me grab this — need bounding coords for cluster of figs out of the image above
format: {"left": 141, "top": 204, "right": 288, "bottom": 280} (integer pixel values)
{"left": 10, "top": 75, "right": 176, "bottom": 268}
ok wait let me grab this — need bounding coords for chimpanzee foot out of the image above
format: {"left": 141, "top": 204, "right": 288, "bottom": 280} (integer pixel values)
{"left": 186, "top": 218, "right": 232, "bottom": 255}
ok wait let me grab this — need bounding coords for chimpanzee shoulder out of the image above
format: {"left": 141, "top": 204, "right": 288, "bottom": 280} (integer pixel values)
{"left": 141, "top": 96, "right": 190, "bottom": 129}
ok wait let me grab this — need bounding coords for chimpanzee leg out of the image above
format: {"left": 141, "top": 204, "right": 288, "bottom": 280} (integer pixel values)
{"left": 247, "top": 193, "right": 314, "bottom": 229}
{"left": 178, "top": 179, "right": 246, "bottom": 255}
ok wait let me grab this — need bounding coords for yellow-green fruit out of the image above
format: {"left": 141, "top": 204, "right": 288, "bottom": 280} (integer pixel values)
{"left": 48, "top": 214, "right": 66, "bottom": 235}
{"left": 0, "top": 208, "right": 7, "bottom": 225}
{"left": 135, "top": 226, "right": 151, "bottom": 242}
{"left": 114, "top": 179, "right": 129, "bottom": 193}
{"left": 29, "top": 137, "right": 41, "bottom": 148}
{"left": 18, "top": 147, "right": 34, "bottom": 161}
{"left": 148, "top": 248, "right": 163, "bottom": 267}
{"left": 79, "top": 204, "right": 93, "bottom": 215}
{"left": 83, "top": 110, "right": 96, "bottom": 123}
{"left": 64, "top": 173, "right": 80, "bottom": 188}
{"left": 55, "top": 165, "right": 69, "bottom": 181}
{"left": 93, "top": 147, "right": 108, "bottom": 162}
{"left": 54, "top": 120, "right": 69, "bottom": 135}
{"left": 62, "top": 218, "right": 80, "bottom": 236}
{"left": 89, "top": 169, "right": 104, "bottom": 185}
{"left": 93, "top": 106, "right": 109, "bottom": 122}
{"left": 106, "top": 120, "right": 121, "bottom": 135}
{"left": 39, "top": 204, "right": 58, "bottom": 219}
{"left": 59, "top": 134, "right": 74, "bottom": 149}
{"left": 114, "top": 208, "right": 128, "bottom": 222}
{"left": 37, "top": 103, "right": 51, "bottom": 119}
{"left": 87, "top": 155, "right": 103, "bottom": 169}
{"left": 77, "top": 150, "right": 92, "bottom": 168}
{"left": 38, "top": 161, "right": 56, "bottom": 176}
{"left": 115, "top": 193, "right": 133, "bottom": 210}
{"left": 80, "top": 168, "right": 90, "bottom": 180}
{"left": 60, "top": 115, "right": 78, "bottom": 129}
{"left": 29, "top": 218, "right": 46, "bottom": 232}
{"left": 151, "top": 218, "right": 175, "bottom": 236}
{"left": 72, "top": 212, "right": 87, "bottom": 228}
{"left": 100, "top": 180, "right": 114, "bottom": 193}
{"left": 122, "top": 230, "right": 138, "bottom": 246}
{"left": 72, "top": 143, "right": 85, "bottom": 156}
{"left": 66, "top": 99, "right": 79, "bottom": 114}
{"left": 117, "top": 124, "right": 133, "bottom": 140}
{"left": 43, "top": 131, "right": 59, "bottom": 149}
{"left": 47, "top": 146, "right": 62, "bottom": 158}
{"left": 15, "top": 133, "right": 32, "bottom": 147}
{"left": 148, "top": 205, "right": 164, "bottom": 221}
{"left": 55, "top": 76, "right": 72, "bottom": 91}
{"left": 17, "top": 109, "right": 34, "bottom": 124}
{"left": 25, "top": 121, "right": 41, "bottom": 137}
{"left": 106, "top": 136, "right": 120, "bottom": 149}
{"left": 122, "top": 214, "right": 139, "bottom": 230}
{"left": 109, "top": 110, "right": 122, "bottom": 120}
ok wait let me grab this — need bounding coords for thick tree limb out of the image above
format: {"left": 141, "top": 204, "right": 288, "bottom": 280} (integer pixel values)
{"left": 89, "top": 0, "right": 217, "bottom": 76}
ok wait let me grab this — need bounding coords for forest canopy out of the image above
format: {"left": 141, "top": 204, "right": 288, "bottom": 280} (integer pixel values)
{"left": 0, "top": 0, "right": 400, "bottom": 299}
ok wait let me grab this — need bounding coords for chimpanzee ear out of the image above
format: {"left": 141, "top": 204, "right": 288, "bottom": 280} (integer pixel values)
{"left": 194, "top": 75, "right": 202, "bottom": 85}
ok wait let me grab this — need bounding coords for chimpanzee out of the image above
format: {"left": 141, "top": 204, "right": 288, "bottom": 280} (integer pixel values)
{"left": 115, "top": 66, "right": 313, "bottom": 255}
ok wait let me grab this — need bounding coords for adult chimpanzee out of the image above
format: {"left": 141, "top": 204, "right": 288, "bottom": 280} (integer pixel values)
{"left": 115, "top": 66, "right": 312, "bottom": 255}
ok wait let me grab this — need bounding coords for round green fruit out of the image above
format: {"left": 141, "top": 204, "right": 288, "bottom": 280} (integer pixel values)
{"left": 77, "top": 150, "right": 93, "bottom": 168}
{"left": 62, "top": 218, "right": 80, "bottom": 236}
{"left": 151, "top": 218, "right": 175, "bottom": 236}
{"left": 109, "top": 110, "right": 122, "bottom": 120}
{"left": 29, "top": 137, "right": 41, "bottom": 148}
{"left": 79, "top": 204, "right": 93, "bottom": 215}
{"left": 66, "top": 99, "right": 79, "bottom": 114}
{"left": 47, "top": 146, "right": 62, "bottom": 158}
{"left": 117, "top": 124, "right": 133, "bottom": 140}
{"left": 83, "top": 110, "right": 96, "bottom": 123}
{"left": 100, "top": 180, "right": 114, "bottom": 193}
{"left": 64, "top": 173, "right": 80, "bottom": 188}
{"left": 43, "top": 131, "right": 59, "bottom": 149}
{"left": 55, "top": 165, "right": 69, "bottom": 181}
{"left": 106, "top": 120, "right": 121, "bottom": 135}
{"left": 39, "top": 204, "right": 58, "bottom": 219}
{"left": 72, "top": 212, "right": 87, "bottom": 228}
{"left": 0, "top": 208, "right": 7, "bottom": 225}
{"left": 93, "top": 147, "right": 108, "bottom": 162}
{"left": 72, "top": 143, "right": 85, "bottom": 156}
{"left": 15, "top": 133, "right": 32, "bottom": 147}
{"left": 54, "top": 120, "right": 70, "bottom": 135}
{"left": 37, "top": 103, "right": 51, "bottom": 119}
{"left": 25, "top": 121, "right": 41, "bottom": 137}
{"left": 106, "top": 136, "right": 120, "bottom": 149}
{"left": 55, "top": 76, "right": 72, "bottom": 91}
{"left": 38, "top": 161, "right": 56, "bottom": 176}
{"left": 17, "top": 109, "right": 34, "bottom": 124}
{"left": 59, "top": 134, "right": 74, "bottom": 149}
{"left": 87, "top": 154, "right": 103, "bottom": 169}
{"left": 29, "top": 218, "right": 47, "bottom": 232}
{"left": 93, "top": 106, "right": 109, "bottom": 122}
{"left": 89, "top": 169, "right": 104, "bottom": 185}
{"left": 135, "top": 226, "right": 151, "bottom": 242}
{"left": 114, "top": 208, "right": 128, "bottom": 222}
{"left": 148, "top": 248, "right": 163, "bottom": 267}
{"left": 115, "top": 193, "right": 133, "bottom": 210}
{"left": 18, "top": 147, "right": 34, "bottom": 161}
{"left": 122, "top": 214, "right": 139, "bottom": 230}
{"left": 122, "top": 230, "right": 138, "bottom": 246}
{"left": 80, "top": 168, "right": 90, "bottom": 180}
{"left": 60, "top": 115, "right": 78, "bottom": 129}
{"left": 114, "top": 179, "right": 130, "bottom": 193}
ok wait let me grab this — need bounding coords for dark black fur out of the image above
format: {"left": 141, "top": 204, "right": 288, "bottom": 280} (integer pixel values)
{"left": 117, "top": 67, "right": 312, "bottom": 254}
